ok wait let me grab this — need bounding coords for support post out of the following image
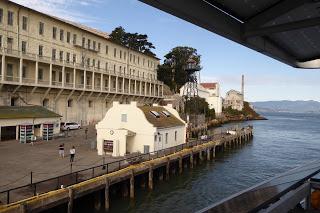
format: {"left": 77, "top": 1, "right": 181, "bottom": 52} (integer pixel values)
{"left": 199, "top": 150, "right": 203, "bottom": 161}
{"left": 148, "top": 165, "right": 153, "bottom": 190}
{"left": 179, "top": 156, "right": 183, "bottom": 174}
{"left": 49, "top": 63, "right": 53, "bottom": 86}
{"left": 1, "top": 54, "right": 5, "bottom": 81}
{"left": 166, "top": 158, "right": 170, "bottom": 180}
{"left": 130, "top": 171, "right": 134, "bottom": 199}
{"left": 212, "top": 146, "right": 216, "bottom": 158}
{"left": 19, "top": 58, "right": 23, "bottom": 84}
{"left": 105, "top": 178, "right": 109, "bottom": 211}
{"left": 207, "top": 148, "right": 211, "bottom": 161}
{"left": 19, "top": 203, "right": 27, "bottom": 213}
{"left": 68, "top": 188, "right": 74, "bottom": 213}
{"left": 73, "top": 68, "right": 76, "bottom": 89}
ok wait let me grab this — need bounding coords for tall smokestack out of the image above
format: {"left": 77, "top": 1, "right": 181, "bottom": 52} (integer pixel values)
{"left": 241, "top": 74, "right": 244, "bottom": 101}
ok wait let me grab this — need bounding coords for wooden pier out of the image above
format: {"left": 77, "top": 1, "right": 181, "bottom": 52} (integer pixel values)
{"left": 0, "top": 127, "right": 253, "bottom": 213}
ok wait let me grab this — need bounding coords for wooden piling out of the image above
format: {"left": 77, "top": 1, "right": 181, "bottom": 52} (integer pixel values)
{"left": 148, "top": 165, "right": 153, "bottom": 190}
{"left": 190, "top": 152, "right": 194, "bottom": 169}
{"left": 94, "top": 192, "right": 101, "bottom": 211}
{"left": 19, "top": 203, "right": 27, "bottom": 213}
{"left": 105, "top": 178, "right": 110, "bottom": 211}
{"left": 130, "top": 171, "right": 134, "bottom": 199}
{"left": 179, "top": 156, "right": 183, "bottom": 174}
{"left": 199, "top": 150, "right": 203, "bottom": 161}
{"left": 207, "top": 148, "right": 211, "bottom": 161}
{"left": 166, "top": 158, "right": 170, "bottom": 180}
{"left": 212, "top": 146, "right": 216, "bottom": 158}
{"left": 68, "top": 188, "right": 74, "bottom": 213}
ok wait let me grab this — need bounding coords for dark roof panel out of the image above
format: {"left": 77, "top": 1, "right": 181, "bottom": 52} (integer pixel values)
{"left": 0, "top": 106, "right": 62, "bottom": 119}
{"left": 138, "top": 106, "right": 185, "bottom": 128}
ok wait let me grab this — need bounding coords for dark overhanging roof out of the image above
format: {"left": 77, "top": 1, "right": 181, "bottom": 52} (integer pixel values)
{"left": 139, "top": 0, "right": 320, "bottom": 69}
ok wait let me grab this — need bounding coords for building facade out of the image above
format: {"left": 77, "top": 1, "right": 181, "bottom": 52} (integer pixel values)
{"left": 179, "top": 82, "right": 222, "bottom": 115}
{"left": 0, "top": 0, "right": 163, "bottom": 125}
{"left": 223, "top": 90, "right": 244, "bottom": 111}
{"left": 96, "top": 102, "right": 186, "bottom": 157}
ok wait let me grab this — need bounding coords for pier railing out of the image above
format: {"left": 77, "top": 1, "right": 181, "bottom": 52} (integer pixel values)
{"left": 0, "top": 126, "right": 253, "bottom": 204}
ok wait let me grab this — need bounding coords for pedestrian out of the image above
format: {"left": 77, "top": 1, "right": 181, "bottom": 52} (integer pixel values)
{"left": 59, "top": 144, "right": 65, "bottom": 158}
{"left": 85, "top": 127, "right": 88, "bottom": 139}
{"left": 70, "top": 146, "right": 76, "bottom": 162}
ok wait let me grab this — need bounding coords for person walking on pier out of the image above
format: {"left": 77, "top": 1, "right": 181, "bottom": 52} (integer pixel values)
{"left": 70, "top": 146, "right": 76, "bottom": 162}
{"left": 59, "top": 144, "right": 65, "bottom": 158}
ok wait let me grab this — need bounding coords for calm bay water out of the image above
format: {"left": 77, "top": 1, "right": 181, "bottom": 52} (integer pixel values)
{"left": 86, "top": 112, "right": 320, "bottom": 213}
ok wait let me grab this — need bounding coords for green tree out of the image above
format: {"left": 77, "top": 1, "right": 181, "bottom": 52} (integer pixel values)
{"left": 109, "top": 26, "right": 156, "bottom": 56}
{"left": 157, "top": 46, "right": 201, "bottom": 92}
{"left": 184, "top": 97, "right": 215, "bottom": 119}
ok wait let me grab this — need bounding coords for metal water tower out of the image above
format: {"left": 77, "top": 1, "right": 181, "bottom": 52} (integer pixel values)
{"left": 182, "top": 58, "right": 201, "bottom": 99}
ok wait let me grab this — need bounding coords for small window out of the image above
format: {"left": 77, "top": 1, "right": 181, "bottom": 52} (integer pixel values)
{"left": 60, "top": 29, "right": 64, "bottom": 41}
{"left": 67, "top": 32, "right": 70, "bottom": 43}
{"left": 59, "top": 51, "right": 63, "bottom": 61}
{"left": 162, "top": 111, "right": 171, "bottom": 117}
{"left": 154, "top": 135, "right": 157, "bottom": 142}
{"left": 73, "top": 34, "right": 77, "bottom": 44}
{"left": 68, "top": 99, "right": 72, "bottom": 107}
{"left": 114, "top": 48, "right": 116, "bottom": 57}
{"left": 39, "top": 22, "right": 44, "bottom": 35}
{"left": 105, "top": 45, "right": 108, "bottom": 54}
{"left": 8, "top": 11, "right": 14, "bottom": 26}
{"left": 120, "top": 50, "right": 122, "bottom": 59}
{"left": 0, "top": 8, "right": 3, "bottom": 23}
{"left": 82, "top": 37, "right": 85, "bottom": 47}
{"left": 88, "top": 100, "right": 92, "bottom": 108}
{"left": 22, "top": 66, "right": 27, "bottom": 78}
{"left": 21, "top": 41, "right": 27, "bottom": 53}
{"left": 42, "top": 98, "right": 49, "bottom": 107}
{"left": 38, "top": 68, "right": 43, "bottom": 80}
{"left": 52, "top": 27, "right": 57, "bottom": 39}
{"left": 150, "top": 111, "right": 160, "bottom": 118}
{"left": 175, "top": 131, "right": 177, "bottom": 141}
{"left": 38, "top": 45, "right": 43, "bottom": 56}
{"left": 165, "top": 133, "right": 168, "bottom": 144}
{"left": 66, "top": 72, "right": 70, "bottom": 83}
{"left": 98, "top": 43, "right": 101, "bottom": 52}
{"left": 93, "top": 41, "right": 96, "bottom": 50}
{"left": 52, "top": 49, "right": 56, "bottom": 60}
{"left": 73, "top": 54, "right": 76, "bottom": 63}
{"left": 88, "top": 39, "right": 91, "bottom": 49}
{"left": 66, "top": 52, "right": 70, "bottom": 62}
{"left": 22, "top": 16, "right": 27, "bottom": 30}
{"left": 121, "top": 114, "right": 127, "bottom": 122}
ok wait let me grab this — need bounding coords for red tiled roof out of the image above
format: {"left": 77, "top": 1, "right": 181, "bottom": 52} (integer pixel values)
{"left": 200, "top": 83, "right": 216, "bottom": 89}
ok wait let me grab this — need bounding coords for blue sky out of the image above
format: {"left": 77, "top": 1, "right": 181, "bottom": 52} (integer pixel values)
{"left": 13, "top": 0, "right": 320, "bottom": 102}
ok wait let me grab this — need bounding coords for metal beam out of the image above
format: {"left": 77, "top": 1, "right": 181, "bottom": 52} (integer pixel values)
{"left": 245, "top": 0, "right": 312, "bottom": 27}
{"left": 54, "top": 89, "right": 64, "bottom": 102}
{"left": 77, "top": 90, "right": 85, "bottom": 102}
{"left": 245, "top": 17, "right": 320, "bottom": 38}
{"left": 67, "top": 90, "right": 75, "bottom": 101}
{"left": 12, "top": 85, "right": 22, "bottom": 95}
{"left": 41, "top": 88, "right": 51, "bottom": 102}
{"left": 263, "top": 183, "right": 311, "bottom": 213}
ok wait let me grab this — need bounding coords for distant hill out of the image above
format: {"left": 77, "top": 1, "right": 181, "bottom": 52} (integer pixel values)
{"left": 251, "top": 100, "right": 320, "bottom": 113}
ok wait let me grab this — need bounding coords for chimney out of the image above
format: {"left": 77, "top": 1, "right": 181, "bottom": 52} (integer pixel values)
{"left": 241, "top": 74, "right": 244, "bottom": 101}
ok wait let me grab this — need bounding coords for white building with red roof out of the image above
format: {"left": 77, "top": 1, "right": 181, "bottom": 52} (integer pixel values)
{"left": 179, "top": 82, "right": 222, "bottom": 114}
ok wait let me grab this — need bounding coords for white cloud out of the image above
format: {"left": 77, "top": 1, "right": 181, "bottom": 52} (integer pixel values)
{"left": 11, "top": 0, "right": 108, "bottom": 24}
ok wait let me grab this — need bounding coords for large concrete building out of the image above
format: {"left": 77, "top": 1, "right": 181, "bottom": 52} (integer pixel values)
{"left": 0, "top": 0, "right": 163, "bottom": 126}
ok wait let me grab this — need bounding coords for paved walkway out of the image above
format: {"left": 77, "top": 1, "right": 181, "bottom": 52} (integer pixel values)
{"left": 0, "top": 125, "right": 121, "bottom": 193}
